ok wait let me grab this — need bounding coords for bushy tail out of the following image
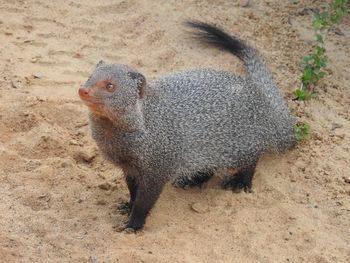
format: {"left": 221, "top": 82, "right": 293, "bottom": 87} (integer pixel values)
{"left": 185, "top": 21, "right": 255, "bottom": 64}
{"left": 185, "top": 21, "right": 276, "bottom": 96}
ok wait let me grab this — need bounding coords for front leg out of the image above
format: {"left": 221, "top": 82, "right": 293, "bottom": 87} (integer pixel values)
{"left": 117, "top": 175, "right": 138, "bottom": 215}
{"left": 118, "top": 166, "right": 139, "bottom": 215}
{"left": 126, "top": 175, "right": 137, "bottom": 206}
{"left": 125, "top": 176, "right": 166, "bottom": 231}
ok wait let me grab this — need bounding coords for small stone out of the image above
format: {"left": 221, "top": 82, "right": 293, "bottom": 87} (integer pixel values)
{"left": 295, "top": 160, "right": 306, "bottom": 172}
{"left": 32, "top": 73, "right": 43, "bottom": 79}
{"left": 73, "top": 53, "right": 82, "bottom": 58}
{"left": 242, "top": 0, "right": 252, "bottom": 8}
{"left": 98, "top": 183, "right": 111, "bottom": 190}
{"left": 31, "top": 57, "right": 39, "bottom": 63}
{"left": 11, "top": 81, "right": 20, "bottom": 89}
{"left": 90, "top": 255, "right": 99, "bottom": 263}
{"left": 343, "top": 176, "right": 350, "bottom": 184}
{"left": 74, "top": 147, "right": 97, "bottom": 163}
{"left": 61, "top": 160, "right": 73, "bottom": 168}
{"left": 332, "top": 28, "right": 344, "bottom": 36}
{"left": 313, "top": 132, "right": 323, "bottom": 141}
{"left": 332, "top": 130, "right": 345, "bottom": 139}
{"left": 190, "top": 202, "right": 208, "bottom": 214}
{"left": 111, "top": 185, "right": 119, "bottom": 191}
{"left": 38, "top": 193, "right": 49, "bottom": 199}
{"left": 69, "top": 139, "right": 79, "bottom": 145}
{"left": 331, "top": 123, "right": 343, "bottom": 130}
{"left": 96, "top": 200, "right": 107, "bottom": 205}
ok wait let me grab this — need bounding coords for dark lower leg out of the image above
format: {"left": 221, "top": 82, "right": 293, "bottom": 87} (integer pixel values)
{"left": 126, "top": 175, "right": 137, "bottom": 205}
{"left": 117, "top": 175, "right": 138, "bottom": 215}
{"left": 172, "top": 170, "right": 214, "bottom": 188}
{"left": 125, "top": 177, "right": 165, "bottom": 231}
{"left": 221, "top": 163, "right": 257, "bottom": 193}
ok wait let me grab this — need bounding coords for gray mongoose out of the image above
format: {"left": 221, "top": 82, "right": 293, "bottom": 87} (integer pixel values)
{"left": 78, "top": 21, "right": 296, "bottom": 231}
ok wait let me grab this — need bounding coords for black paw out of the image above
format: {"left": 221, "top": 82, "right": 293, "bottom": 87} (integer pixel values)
{"left": 114, "top": 225, "right": 138, "bottom": 233}
{"left": 172, "top": 171, "right": 214, "bottom": 189}
{"left": 125, "top": 223, "right": 143, "bottom": 232}
{"left": 221, "top": 176, "right": 252, "bottom": 193}
{"left": 113, "top": 218, "right": 144, "bottom": 233}
{"left": 117, "top": 201, "right": 132, "bottom": 215}
{"left": 123, "top": 217, "right": 145, "bottom": 232}
{"left": 113, "top": 223, "right": 136, "bottom": 233}
{"left": 113, "top": 210, "right": 145, "bottom": 232}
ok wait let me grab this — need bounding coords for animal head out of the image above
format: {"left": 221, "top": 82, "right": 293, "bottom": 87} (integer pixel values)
{"left": 79, "top": 60, "right": 146, "bottom": 121}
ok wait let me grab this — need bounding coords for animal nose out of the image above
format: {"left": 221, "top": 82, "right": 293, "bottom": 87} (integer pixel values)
{"left": 78, "top": 86, "right": 90, "bottom": 98}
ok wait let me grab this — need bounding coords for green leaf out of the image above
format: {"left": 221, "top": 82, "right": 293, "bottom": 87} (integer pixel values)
{"left": 315, "top": 34, "right": 324, "bottom": 43}
{"left": 294, "top": 88, "right": 309, "bottom": 101}
{"left": 311, "top": 92, "right": 318, "bottom": 98}
{"left": 315, "top": 46, "right": 326, "bottom": 55}
{"left": 319, "top": 57, "right": 327, "bottom": 67}
{"left": 294, "top": 122, "right": 311, "bottom": 141}
{"left": 317, "top": 71, "right": 326, "bottom": 79}
{"left": 302, "top": 68, "right": 313, "bottom": 85}
{"left": 303, "top": 55, "right": 313, "bottom": 63}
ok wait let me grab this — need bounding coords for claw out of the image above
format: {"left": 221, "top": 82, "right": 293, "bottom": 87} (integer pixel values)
{"left": 117, "top": 201, "right": 132, "bottom": 215}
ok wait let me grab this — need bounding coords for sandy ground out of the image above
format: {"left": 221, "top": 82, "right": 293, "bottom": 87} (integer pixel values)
{"left": 0, "top": 0, "right": 349, "bottom": 262}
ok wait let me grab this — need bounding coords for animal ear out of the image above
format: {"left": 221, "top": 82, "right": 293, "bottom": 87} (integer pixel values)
{"left": 128, "top": 72, "right": 146, "bottom": 99}
{"left": 96, "top": 60, "right": 106, "bottom": 68}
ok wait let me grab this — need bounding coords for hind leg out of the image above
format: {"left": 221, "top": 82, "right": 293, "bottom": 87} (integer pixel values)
{"left": 221, "top": 164, "right": 257, "bottom": 193}
{"left": 172, "top": 170, "right": 214, "bottom": 189}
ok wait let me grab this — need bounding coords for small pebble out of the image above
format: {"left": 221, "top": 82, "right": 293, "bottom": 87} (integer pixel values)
{"left": 98, "top": 183, "right": 111, "bottom": 190}
{"left": 343, "top": 176, "right": 350, "bottom": 184}
{"left": 69, "top": 139, "right": 79, "bottom": 145}
{"left": 96, "top": 200, "right": 107, "bottom": 206}
{"left": 32, "top": 73, "right": 43, "bottom": 79}
{"left": 331, "top": 123, "right": 343, "bottom": 130}
{"left": 73, "top": 147, "right": 97, "bottom": 163}
{"left": 190, "top": 202, "right": 208, "bottom": 214}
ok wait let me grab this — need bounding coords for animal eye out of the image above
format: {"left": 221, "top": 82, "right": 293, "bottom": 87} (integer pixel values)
{"left": 105, "top": 83, "right": 115, "bottom": 92}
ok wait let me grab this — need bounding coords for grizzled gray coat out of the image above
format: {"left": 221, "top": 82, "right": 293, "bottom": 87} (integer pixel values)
{"left": 81, "top": 21, "right": 296, "bottom": 231}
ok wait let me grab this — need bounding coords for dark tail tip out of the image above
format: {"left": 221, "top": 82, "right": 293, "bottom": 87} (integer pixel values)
{"left": 184, "top": 20, "right": 249, "bottom": 61}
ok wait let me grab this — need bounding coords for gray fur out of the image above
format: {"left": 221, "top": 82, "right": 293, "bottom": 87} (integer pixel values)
{"left": 80, "top": 22, "right": 296, "bottom": 230}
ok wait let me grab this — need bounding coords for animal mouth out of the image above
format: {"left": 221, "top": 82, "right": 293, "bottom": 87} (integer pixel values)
{"left": 78, "top": 87, "right": 106, "bottom": 116}
{"left": 84, "top": 101, "right": 106, "bottom": 117}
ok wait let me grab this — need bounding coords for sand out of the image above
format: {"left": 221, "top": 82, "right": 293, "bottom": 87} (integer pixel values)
{"left": 0, "top": 0, "right": 349, "bottom": 262}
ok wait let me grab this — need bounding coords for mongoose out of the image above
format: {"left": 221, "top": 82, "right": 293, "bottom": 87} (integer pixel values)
{"left": 78, "top": 21, "right": 296, "bottom": 231}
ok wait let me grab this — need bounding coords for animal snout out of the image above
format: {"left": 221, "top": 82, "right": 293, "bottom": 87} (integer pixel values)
{"left": 79, "top": 86, "right": 90, "bottom": 99}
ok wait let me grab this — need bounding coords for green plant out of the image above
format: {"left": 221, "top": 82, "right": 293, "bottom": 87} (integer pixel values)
{"left": 294, "top": 0, "right": 348, "bottom": 101}
{"left": 294, "top": 87, "right": 318, "bottom": 101}
{"left": 294, "top": 122, "right": 311, "bottom": 141}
